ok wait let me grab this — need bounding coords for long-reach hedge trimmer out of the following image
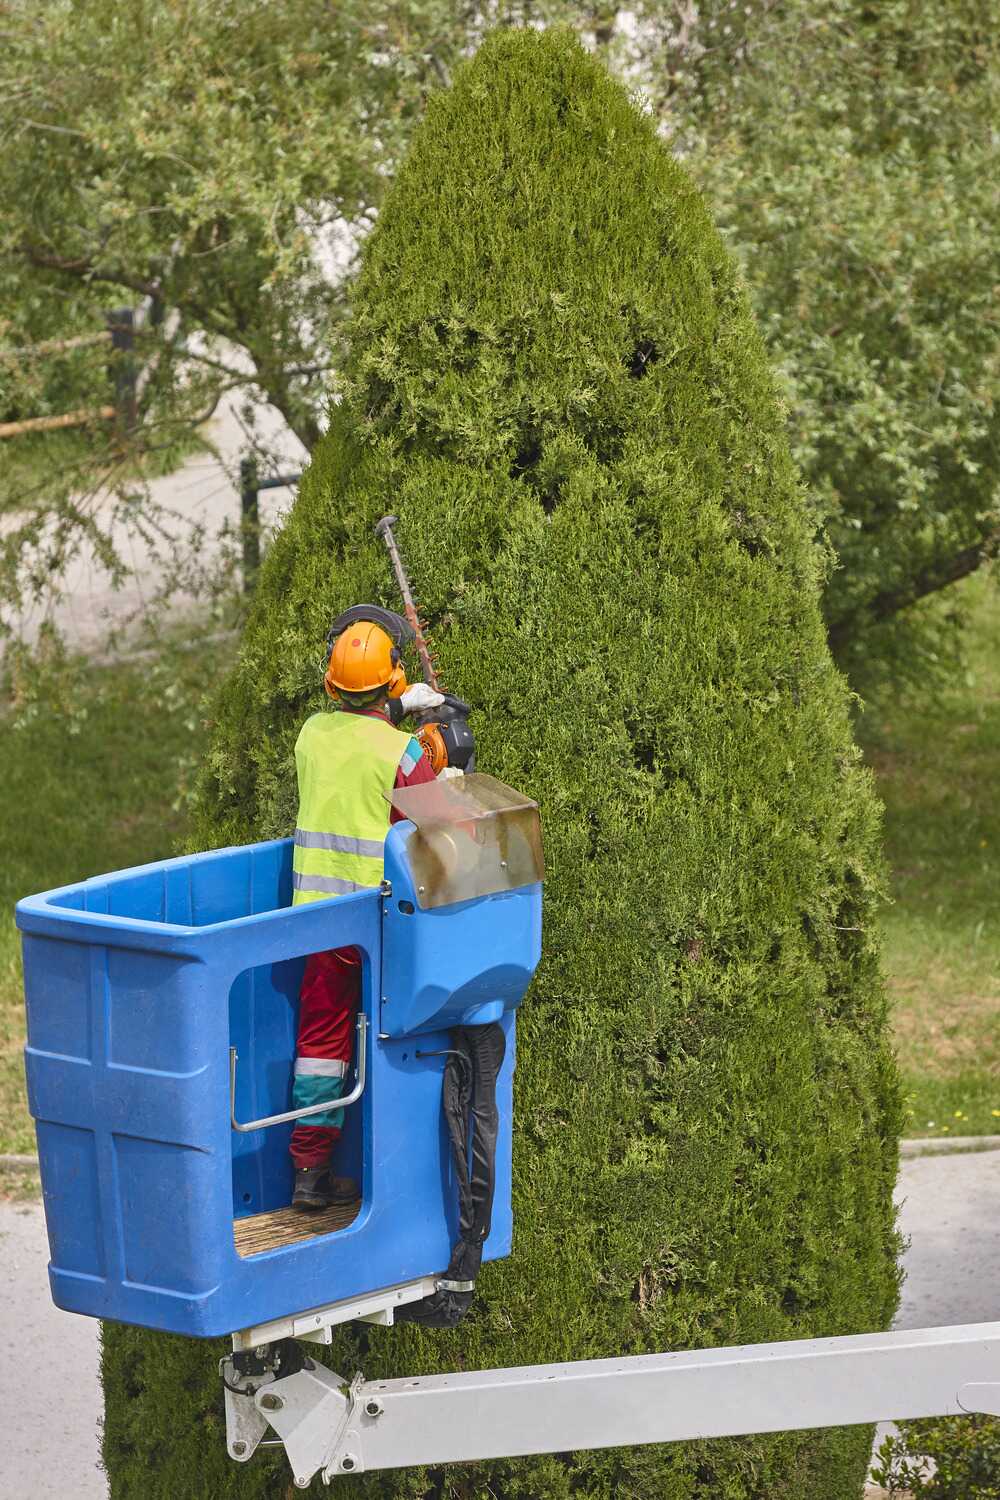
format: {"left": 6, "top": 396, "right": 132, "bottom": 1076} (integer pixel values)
{"left": 375, "top": 513, "right": 475, "bottom": 774}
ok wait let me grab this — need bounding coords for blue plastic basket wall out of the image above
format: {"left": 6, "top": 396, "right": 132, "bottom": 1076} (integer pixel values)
{"left": 17, "top": 825, "right": 541, "bottom": 1337}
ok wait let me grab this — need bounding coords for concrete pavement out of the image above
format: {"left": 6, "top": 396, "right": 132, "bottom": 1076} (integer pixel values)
{"left": 0, "top": 1187, "right": 105, "bottom": 1499}
{"left": 2, "top": 1147, "right": 998, "bottom": 1499}
{"left": 894, "top": 1147, "right": 1000, "bottom": 1330}
{"left": 5, "top": 392, "right": 306, "bottom": 656}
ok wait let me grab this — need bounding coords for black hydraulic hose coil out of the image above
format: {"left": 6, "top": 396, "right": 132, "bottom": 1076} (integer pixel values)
{"left": 397, "top": 1022, "right": 506, "bottom": 1328}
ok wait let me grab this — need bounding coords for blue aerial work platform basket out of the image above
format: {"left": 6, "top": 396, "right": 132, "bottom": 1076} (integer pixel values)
{"left": 16, "top": 774, "right": 542, "bottom": 1339}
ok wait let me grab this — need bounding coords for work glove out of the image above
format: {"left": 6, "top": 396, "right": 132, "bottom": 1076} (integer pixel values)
{"left": 437, "top": 766, "right": 465, "bottom": 781}
{"left": 399, "top": 682, "right": 445, "bottom": 714}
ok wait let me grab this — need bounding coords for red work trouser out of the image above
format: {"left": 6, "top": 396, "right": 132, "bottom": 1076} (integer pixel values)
{"left": 289, "top": 947, "right": 360, "bottom": 1169}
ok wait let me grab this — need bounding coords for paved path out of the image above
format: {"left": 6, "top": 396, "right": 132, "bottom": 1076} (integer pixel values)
{"left": 0, "top": 1193, "right": 105, "bottom": 1499}
{"left": 2, "top": 1149, "right": 998, "bottom": 1499}
{"left": 4, "top": 393, "right": 306, "bottom": 655}
{"left": 894, "top": 1148, "right": 1000, "bottom": 1329}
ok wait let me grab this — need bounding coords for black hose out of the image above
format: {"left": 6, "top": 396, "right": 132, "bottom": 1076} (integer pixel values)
{"left": 396, "top": 1022, "right": 506, "bottom": 1328}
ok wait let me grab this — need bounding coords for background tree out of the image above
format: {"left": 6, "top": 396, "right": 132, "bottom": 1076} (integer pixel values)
{"left": 3, "top": 1, "right": 997, "bottom": 678}
{"left": 103, "top": 29, "right": 901, "bottom": 1499}
{"left": 655, "top": 0, "right": 1000, "bottom": 686}
{"left": 0, "top": 0, "right": 461, "bottom": 621}
{"left": 0, "top": 0, "right": 607, "bottom": 630}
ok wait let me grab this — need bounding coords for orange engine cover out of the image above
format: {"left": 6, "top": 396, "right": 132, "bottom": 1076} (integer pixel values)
{"left": 417, "top": 723, "right": 449, "bottom": 775}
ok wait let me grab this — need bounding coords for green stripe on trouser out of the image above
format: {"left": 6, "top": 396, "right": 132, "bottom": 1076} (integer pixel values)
{"left": 292, "top": 1072, "right": 347, "bottom": 1131}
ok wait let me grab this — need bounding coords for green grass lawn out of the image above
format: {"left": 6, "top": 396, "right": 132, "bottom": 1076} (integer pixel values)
{"left": 0, "top": 580, "right": 997, "bottom": 1156}
{"left": 0, "top": 635, "right": 224, "bottom": 1154}
{"left": 857, "top": 571, "right": 1000, "bottom": 1140}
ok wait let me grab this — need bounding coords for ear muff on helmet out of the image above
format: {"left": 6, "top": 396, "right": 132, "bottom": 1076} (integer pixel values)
{"left": 324, "top": 604, "right": 414, "bottom": 656}
{"left": 387, "top": 652, "right": 408, "bottom": 699}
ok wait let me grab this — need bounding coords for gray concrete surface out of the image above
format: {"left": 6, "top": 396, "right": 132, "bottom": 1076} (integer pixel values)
{"left": 893, "top": 1147, "right": 1000, "bottom": 1329}
{"left": 0, "top": 1195, "right": 105, "bottom": 1499}
{"left": 3, "top": 391, "right": 306, "bottom": 655}
{"left": 2, "top": 1149, "right": 998, "bottom": 1498}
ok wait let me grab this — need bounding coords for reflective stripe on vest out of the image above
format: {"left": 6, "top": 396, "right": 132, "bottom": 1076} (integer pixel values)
{"left": 292, "top": 871, "right": 365, "bottom": 897}
{"left": 292, "top": 710, "right": 411, "bottom": 906}
{"left": 294, "top": 829, "right": 385, "bottom": 859}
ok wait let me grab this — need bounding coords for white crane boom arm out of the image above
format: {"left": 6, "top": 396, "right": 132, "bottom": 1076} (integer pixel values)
{"left": 224, "top": 1319, "right": 1000, "bottom": 1488}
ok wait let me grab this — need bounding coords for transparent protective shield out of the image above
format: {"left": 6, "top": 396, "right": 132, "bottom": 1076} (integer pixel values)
{"left": 387, "top": 773, "right": 544, "bottom": 909}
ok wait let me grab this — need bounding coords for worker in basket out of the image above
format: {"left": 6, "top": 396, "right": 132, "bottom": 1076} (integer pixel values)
{"left": 289, "top": 606, "right": 442, "bottom": 1211}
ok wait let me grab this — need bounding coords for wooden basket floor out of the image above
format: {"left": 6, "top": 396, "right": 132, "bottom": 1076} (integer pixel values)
{"left": 233, "top": 1197, "right": 362, "bottom": 1258}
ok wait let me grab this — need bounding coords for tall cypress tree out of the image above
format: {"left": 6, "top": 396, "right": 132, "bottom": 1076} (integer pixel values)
{"left": 103, "top": 29, "right": 901, "bottom": 1499}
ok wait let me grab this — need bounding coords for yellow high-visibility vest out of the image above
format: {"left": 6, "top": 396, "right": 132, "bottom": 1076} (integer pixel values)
{"left": 292, "top": 711, "right": 413, "bottom": 905}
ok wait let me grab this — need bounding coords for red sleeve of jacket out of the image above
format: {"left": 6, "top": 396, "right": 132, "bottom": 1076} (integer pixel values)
{"left": 389, "top": 736, "right": 436, "bottom": 824}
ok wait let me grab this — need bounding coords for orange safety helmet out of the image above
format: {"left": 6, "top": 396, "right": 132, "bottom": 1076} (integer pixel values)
{"left": 324, "top": 619, "right": 407, "bottom": 701}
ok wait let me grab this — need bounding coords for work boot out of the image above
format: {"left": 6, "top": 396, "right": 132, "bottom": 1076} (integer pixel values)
{"left": 292, "top": 1166, "right": 359, "bottom": 1212}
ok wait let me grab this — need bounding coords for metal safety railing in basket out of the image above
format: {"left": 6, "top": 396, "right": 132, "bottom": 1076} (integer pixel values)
{"left": 229, "top": 1013, "right": 368, "bottom": 1133}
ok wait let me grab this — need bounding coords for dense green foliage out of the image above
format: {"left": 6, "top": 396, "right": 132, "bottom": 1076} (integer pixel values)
{"left": 103, "top": 31, "right": 901, "bottom": 1498}
{"left": 873, "top": 1415, "right": 1000, "bottom": 1497}
{"left": 3, "top": 1, "right": 998, "bottom": 678}
{"left": 0, "top": 0, "right": 447, "bottom": 611}
{"left": 677, "top": 0, "right": 1000, "bottom": 688}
